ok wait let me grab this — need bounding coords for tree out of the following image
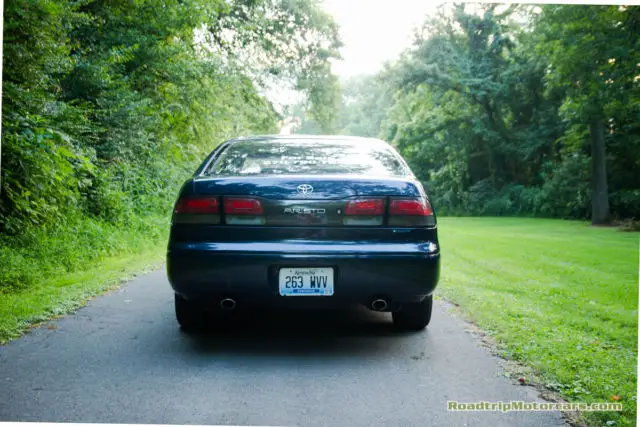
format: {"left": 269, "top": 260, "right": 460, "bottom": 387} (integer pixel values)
{"left": 334, "top": 74, "right": 394, "bottom": 137}
{"left": 379, "top": 4, "right": 568, "bottom": 215}
{"left": 335, "top": 4, "right": 640, "bottom": 221}
{"left": 534, "top": 5, "right": 640, "bottom": 224}
{"left": 206, "top": 0, "right": 343, "bottom": 132}
{"left": 1, "top": 0, "right": 341, "bottom": 231}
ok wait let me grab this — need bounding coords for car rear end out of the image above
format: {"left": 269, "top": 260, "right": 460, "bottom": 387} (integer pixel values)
{"left": 167, "top": 136, "right": 440, "bottom": 330}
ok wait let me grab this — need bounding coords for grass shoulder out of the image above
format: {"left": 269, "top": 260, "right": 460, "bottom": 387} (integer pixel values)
{"left": 0, "top": 214, "right": 169, "bottom": 344}
{"left": 436, "top": 217, "right": 638, "bottom": 426}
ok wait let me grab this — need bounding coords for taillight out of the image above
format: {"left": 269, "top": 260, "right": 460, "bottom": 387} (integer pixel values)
{"left": 223, "top": 197, "right": 264, "bottom": 215}
{"left": 223, "top": 197, "right": 265, "bottom": 225}
{"left": 389, "top": 198, "right": 435, "bottom": 227}
{"left": 390, "top": 199, "right": 433, "bottom": 216}
{"left": 173, "top": 196, "right": 220, "bottom": 224}
{"left": 343, "top": 199, "right": 384, "bottom": 226}
{"left": 345, "top": 199, "right": 384, "bottom": 216}
{"left": 175, "top": 197, "right": 219, "bottom": 214}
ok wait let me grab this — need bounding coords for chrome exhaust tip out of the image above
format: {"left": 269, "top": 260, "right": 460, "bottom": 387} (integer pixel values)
{"left": 220, "top": 298, "right": 236, "bottom": 311}
{"left": 371, "top": 299, "right": 388, "bottom": 311}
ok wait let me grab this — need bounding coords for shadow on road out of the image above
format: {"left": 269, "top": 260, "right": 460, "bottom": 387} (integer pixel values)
{"left": 174, "top": 307, "right": 425, "bottom": 357}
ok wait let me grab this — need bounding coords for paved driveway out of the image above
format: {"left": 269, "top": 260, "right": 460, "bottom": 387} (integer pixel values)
{"left": 0, "top": 269, "right": 565, "bottom": 427}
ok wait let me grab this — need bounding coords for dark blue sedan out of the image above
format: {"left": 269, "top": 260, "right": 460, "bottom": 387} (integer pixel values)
{"left": 167, "top": 135, "right": 440, "bottom": 331}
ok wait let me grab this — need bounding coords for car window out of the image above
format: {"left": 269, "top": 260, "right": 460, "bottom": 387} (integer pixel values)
{"left": 206, "top": 140, "right": 410, "bottom": 177}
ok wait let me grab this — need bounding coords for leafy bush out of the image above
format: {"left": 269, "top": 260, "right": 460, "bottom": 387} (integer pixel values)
{"left": 83, "top": 170, "right": 126, "bottom": 223}
{"left": 537, "top": 153, "right": 591, "bottom": 218}
{"left": 423, "top": 152, "right": 592, "bottom": 219}
{"left": 0, "top": 114, "right": 86, "bottom": 232}
{"left": 610, "top": 190, "right": 640, "bottom": 221}
{"left": 617, "top": 219, "right": 640, "bottom": 232}
{"left": 0, "top": 249, "right": 39, "bottom": 294}
{"left": 0, "top": 213, "right": 169, "bottom": 293}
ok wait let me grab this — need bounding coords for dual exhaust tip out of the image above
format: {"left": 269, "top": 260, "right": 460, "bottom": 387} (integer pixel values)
{"left": 370, "top": 298, "right": 389, "bottom": 311}
{"left": 220, "top": 298, "right": 236, "bottom": 311}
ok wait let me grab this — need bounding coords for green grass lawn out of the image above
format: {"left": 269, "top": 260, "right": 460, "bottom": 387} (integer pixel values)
{"left": 437, "top": 217, "right": 638, "bottom": 426}
{"left": 0, "top": 214, "right": 169, "bottom": 344}
{"left": 0, "top": 250, "right": 164, "bottom": 343}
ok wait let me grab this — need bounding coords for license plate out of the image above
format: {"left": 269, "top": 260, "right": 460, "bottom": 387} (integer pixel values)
{"left": 278, "top": 267, "right": 334, "bottom": 296}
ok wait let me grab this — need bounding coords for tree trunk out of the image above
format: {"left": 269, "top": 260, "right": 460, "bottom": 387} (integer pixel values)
{"left": 589, "top": 117, "right": 610, "bottom": 225}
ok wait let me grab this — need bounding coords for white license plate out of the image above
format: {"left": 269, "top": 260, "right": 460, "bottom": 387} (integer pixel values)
{"left": 278, "top": 267, "right": 334, "bottom": 296}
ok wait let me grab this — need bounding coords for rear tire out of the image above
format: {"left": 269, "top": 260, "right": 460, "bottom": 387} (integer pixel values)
{"left": 392, "top": 295, "right": 433, "bottom": 331}
{"left": 175, "top": 293, "right": 202, "bottom": 331}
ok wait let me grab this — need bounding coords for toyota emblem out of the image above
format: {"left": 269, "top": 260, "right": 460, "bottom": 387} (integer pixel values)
{"left": 297, "top": 184, "right": 314, "bottom": 195}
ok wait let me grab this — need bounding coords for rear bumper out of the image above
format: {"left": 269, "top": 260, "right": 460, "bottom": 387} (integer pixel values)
{"left": 167, "top": 240, "right": 440, "bottom": 309}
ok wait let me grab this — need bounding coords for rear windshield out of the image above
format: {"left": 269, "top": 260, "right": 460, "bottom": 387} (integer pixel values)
{"left": 206, "top": 139, "right": 410, "bottom": 177}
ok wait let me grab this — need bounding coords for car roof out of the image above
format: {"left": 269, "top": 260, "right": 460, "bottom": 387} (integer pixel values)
{"left": 223, "top": 134, "right": 389, "bottom": 145}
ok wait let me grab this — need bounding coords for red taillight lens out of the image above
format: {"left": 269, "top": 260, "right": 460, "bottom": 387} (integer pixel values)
{"left": 345, "top": 199, "right": 385, "bottom": 216}
{"left": 390, "top": 199, "right": 433, "bottom": 216}
{"left": 175, "top": 197, "right": 219, "bottom": 214}
{"left": 223, "top": 197, "right": 264, "bottom": 215}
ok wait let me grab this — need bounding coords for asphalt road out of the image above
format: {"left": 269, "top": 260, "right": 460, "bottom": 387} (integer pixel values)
{"left": 0, "top": 269, "right": 565, "bottom": 427}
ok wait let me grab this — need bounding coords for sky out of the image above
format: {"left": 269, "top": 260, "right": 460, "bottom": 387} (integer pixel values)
{"left": 320, "top": 0, "right": 439, "bottom": 79}
{"left": 279, "top": 0, "right": 438, "bottom": 133}
{"left": 320, "top": 0, "right": 635, "bottom": 78}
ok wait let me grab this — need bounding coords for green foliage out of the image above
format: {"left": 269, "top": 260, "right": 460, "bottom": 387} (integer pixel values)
{"left": 1, "top": 115, "right": 88, "bottom": 232}
{"left": 537, "top": 153, "right": 591, "bottom": 218}
{"left": 1, "top": 0, "right": 339, "bottom": 290}
{"left": 1, "top": 0, "right": 341, "bottom": 226}
{"left": 208, "top": 0, "right": 343, "bottom": 133}
{"left": 0, "top": 212, "right": 167, "bottom": 294}
{"left": 0, "top": 213, "right": 168, "bottom": 342}
{"left": 335, "top": 74, "right": 394, "bottom": 137}
{"left": 335, "top": 4, "right": 640, "bottom": 221}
